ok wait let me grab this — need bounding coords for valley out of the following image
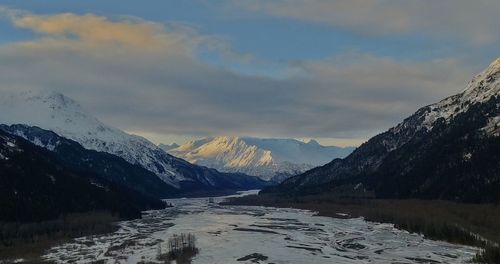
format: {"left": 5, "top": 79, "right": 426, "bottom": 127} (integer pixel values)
{"left": 41, "top": 191, "right": 478, "bottom": 264}
{"left": 0, "top": 2, "right": 498, "bottom": 262}
{"left": 225, "top": 193, "right": 500, "bottom": 263}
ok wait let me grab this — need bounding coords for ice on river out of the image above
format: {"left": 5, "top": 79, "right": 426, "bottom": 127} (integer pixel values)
{"left": 43, "top": 191, "right": 478, "bottom": 263}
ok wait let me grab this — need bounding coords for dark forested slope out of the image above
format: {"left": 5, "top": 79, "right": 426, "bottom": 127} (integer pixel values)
{"left": 0, "top": 129, "right": 166, "bottom": 222}
{"left": 1, "top": 124, "right": 179, "bottom": 199}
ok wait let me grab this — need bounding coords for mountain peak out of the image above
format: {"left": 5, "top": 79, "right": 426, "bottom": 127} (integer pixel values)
{"left": 418, "top": 58, "right": 499, "bottom": 131}
{"left": 304, "top": 139, "right": 320, "bottom": 145}
{"left": 215, "top": 135, "right": 241, "bottom": 143}
{"left": 169, "top": 136, "right": 354, "bottom": 180}
{"left": 45, "top": 91, "right": 79, "bottom": 107}
{"left": 489, "top": 57, "right": 500, "bottom": 70}
{"left": 465, "top": 57, "right": 500, "bottom": 90}
{"left": 458, "top": 58, "right": 500, "bottom": 106}
{"left": 18, "top": 90, "right": 83, "bottom": 110}
{"left": 224, "top": 135, "right": 249, "bottom": 144}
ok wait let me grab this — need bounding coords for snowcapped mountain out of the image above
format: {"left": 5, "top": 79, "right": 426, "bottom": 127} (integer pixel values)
{"left": 0, "top": 91, "right": 182, "bottom": 185}
{"left": 420, "top": 57, "right": 500, "bottom": 136}
{"left": 268, "top": 57, "right": 500, "bottom": 202}
{"left": 0, "top": 91, "right": 267, "bottom": 194}
{"left": 165, "top": 136, "right": 354, "bottom": 181}
{"left": 0, "top": 124, "right": 179, "bottom": 198}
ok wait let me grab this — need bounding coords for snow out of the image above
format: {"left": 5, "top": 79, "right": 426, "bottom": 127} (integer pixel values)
{"left": 27, "top": 136, "right": 60, "bottom": 151}
{"left": 48, "top": 175, "right": 56, "bottom": 184}
{"left": 43, "top": 193, "right": 478, "bottom": 264}
{"left": 90, "top": 181, "right": 104, "bottom": 189}
{"left": 0, "top": 91, "right": 185, "bottom": 187}
{"left": 482, "top": 115, "right": 500, "bottom": 136}
{"left": 168, "top": 136, "right": 353, "bottom": 180}
{"left": 0, "top": 135, "right": 21, "bottom": 160}
{"left": 377, "top": 57, "right": 500, "bottom": 155}
{"left": 422, "top": 57, "right": 500, "bottom": 133}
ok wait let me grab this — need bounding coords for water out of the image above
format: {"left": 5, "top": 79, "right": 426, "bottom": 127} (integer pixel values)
{"left": 44, "top": 191, "right": 478, "bottom": 263}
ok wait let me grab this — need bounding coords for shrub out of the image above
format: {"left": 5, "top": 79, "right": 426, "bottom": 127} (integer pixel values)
{"left": 157, "top": 233, "right": 199, "bottom": 264}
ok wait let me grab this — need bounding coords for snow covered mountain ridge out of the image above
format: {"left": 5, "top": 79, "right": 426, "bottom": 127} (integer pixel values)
{"left": 0, "top": 91, "right": 268, "bottom": 193}
{"left": 165, "top": 136, "right": 354, "bottom": 181}
{"left": 421, "top": 57, "right": 500, "bottom": 133}
{"left": 373, "top": 57, "right": 500, "bottom": 153}
{"left": 0, "top": 90, "right": 184, "bottom": 186}
{"left": 270, "top": 57, "right": 500, "bottom": 201}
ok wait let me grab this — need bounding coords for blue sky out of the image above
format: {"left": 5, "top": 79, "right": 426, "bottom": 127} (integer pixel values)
{"left": 0, "top": 1, "right": 498, "bottom": 146}
{"left": 2, "top": 1, "right": 494, "bottom": 62}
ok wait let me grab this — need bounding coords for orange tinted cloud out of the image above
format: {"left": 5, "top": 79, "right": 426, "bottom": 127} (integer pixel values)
{"left": 10, "top": 12, "right": 195, "bottom": 55}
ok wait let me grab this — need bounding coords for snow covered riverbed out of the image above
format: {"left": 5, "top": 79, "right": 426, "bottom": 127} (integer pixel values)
{"left": 44, "top": 191, "right": 478, "bottom": 263}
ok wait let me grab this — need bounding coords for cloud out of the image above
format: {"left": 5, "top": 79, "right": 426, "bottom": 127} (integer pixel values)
{"left": 13, "top": 13, "right": 165, "bottom": 47}
{"left": 2, "top": 7, "right": 248, "bottom": 61}
{"left": 15, "top": 14, "right": 194, "bottom": 60}
{"left": 0, "top": 9, "right": 480, "bottom": 142}
{"left": 230, "top": 0, "right": 500, "bottom": 45}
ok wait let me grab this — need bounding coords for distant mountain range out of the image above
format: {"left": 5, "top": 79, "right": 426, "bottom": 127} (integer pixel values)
{"left": 163, "top": 136, "right": 354, "bottom": 182}
{"left": 266, "top": 58, "right": 500, "bottom": 203}
{"left": 0, "top": 92, "right": 268, "bottom": 196}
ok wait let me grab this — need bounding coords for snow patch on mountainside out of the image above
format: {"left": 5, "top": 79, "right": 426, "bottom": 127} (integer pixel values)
{"left": 483, "top": 115, "right": 500, "bottom": 136}
{"left": 167, "top": 136, "right": 354, "bottom": 180}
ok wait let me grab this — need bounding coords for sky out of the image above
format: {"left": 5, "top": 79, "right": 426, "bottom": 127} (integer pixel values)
{"left": 0, "top": 1, "right": 499, "bottom": 147}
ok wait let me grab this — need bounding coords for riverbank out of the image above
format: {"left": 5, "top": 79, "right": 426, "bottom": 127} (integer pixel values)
{"left": 223, "top": 194, "right": 500, "bottom": 263}
{"left": 34, "top": 193, "right": 477, "bottom": 263}
{"left": 0, "top": 212, "right": 125, "bottom": 263}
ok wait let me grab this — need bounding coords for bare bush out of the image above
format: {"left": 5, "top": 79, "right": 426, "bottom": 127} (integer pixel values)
{"left": 157, "top": 233, "right": 199, "bottom": 264}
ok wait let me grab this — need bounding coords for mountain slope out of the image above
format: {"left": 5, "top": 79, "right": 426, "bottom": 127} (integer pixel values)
{"left": 0, "top": 129, "right": 166, "bottom": 222}
{"left": 0, "top": 124, "right": 179, "bottom": 198}
{"left": 0, "top": 92, "right": 268, "bottom": 195}
{"left": 167, "top": 136, "right": 353, "bottom": 181}
{"left": 267, "top": 57, "right": 500, "bottom": 203}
